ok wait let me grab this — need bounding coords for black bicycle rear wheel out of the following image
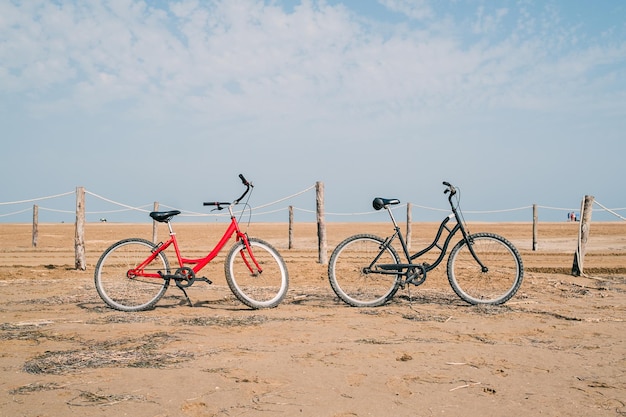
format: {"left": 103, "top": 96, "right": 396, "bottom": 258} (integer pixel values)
{"left": 447, "top": 233, "right": 523, "bottom": 305}
{"left": 328, "top": 234, "right": 401, "bottom": 307}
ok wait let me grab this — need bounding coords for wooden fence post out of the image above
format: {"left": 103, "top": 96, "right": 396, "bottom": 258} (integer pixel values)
{"left": 572, "top": 195, "right": 594, "bottom": 276}
{"left": 532, "top": 204, "right": 538, "bottom": 251}
{"left": 316, "top": 181, "right": 327, "bottom": 264}
{"left": 74, "top": 186, "right": 86, "bottom": 270}
{"left": 288, "top": 205, "right": 294, "bottom": 250}
{"left": 32, "top": 204, "right": 38, "bottom": 248}
{"left": 152, "top": 202, "right": 159, "bottom": 243}
{"left": 406, "top": 203, "right": 412, "bottom": 250}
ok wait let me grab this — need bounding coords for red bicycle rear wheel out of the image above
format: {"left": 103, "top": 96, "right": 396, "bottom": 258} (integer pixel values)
{"left": 94, "top": 238, "right": 170, "bottom": 311}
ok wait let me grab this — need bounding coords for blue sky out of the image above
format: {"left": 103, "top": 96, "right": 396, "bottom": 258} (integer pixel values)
{"left": 1, "top": 0, "right": 625, "bottom": 223}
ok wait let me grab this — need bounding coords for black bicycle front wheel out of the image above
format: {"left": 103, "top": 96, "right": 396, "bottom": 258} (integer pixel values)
{"left": 328, "top": 234, "right": 401, "bottom": 307}
{"left": 94, "top": 238, "right": 170, "bottom": 312}
{"left": 447, "top": 233, "right": 523, "bottom": 305}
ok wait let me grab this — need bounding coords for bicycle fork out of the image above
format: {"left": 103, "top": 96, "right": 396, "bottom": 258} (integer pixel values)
{"left": 452, "top": 214, "right": 489, "bottom": 273}
{"left": 237, "top": 233, "right": 263, "bottom": 276}
{"left": 462, "top": 235, "right": 489, "bottom": 273}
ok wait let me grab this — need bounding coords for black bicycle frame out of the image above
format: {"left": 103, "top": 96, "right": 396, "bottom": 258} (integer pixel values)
{"left": 373, "top": 190, "right": 487, "bottom": 278}
{"left": 372, "top": 213, "right": 459, "bottom": 276}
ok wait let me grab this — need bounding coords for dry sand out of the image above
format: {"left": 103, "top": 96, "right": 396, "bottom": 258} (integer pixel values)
{"left": 0, "top": 221, "right": 625, "bottom": 416}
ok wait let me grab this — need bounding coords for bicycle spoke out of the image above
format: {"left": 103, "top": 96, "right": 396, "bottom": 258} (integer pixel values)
{"left": 225, "top": 238, "right": 288, "bottom": 309}
{"left": 328, "top": 234, "right": 401, "bottom": 307}
{"left": 447, "top": 233, "right": 523, "bottom": 305}
{"left": 94, "top": 239, "right": 170, "bottom": 311}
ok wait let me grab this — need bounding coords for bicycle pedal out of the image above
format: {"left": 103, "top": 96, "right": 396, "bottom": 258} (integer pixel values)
{"left": 196, "top": 277, "right": 212, "bottom": 285}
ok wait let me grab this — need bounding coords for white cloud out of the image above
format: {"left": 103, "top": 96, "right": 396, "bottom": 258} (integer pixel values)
{"left": 2, "top": 0, "right": 624, "bottom": 125}
{"left": 378, "top": 0, "right": 433, "bottom": 21}
{"left": 0, "top": 1, "right": 625, "bottom": 222}
{"left": 472, "top": 6, "right": 508, "bottom": 35}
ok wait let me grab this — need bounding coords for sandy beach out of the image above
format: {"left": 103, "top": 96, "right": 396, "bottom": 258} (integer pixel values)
{"left": 0, "top": 221, "right": 624, "bottom": 416}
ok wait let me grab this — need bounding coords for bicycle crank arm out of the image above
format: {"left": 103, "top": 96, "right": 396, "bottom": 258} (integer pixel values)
{"left": 159, "top": 273, "right": 192, "bottom": 282}
{"left": 374, "top": 263, "right": 426, "bottom": 285}
{"left": 159, "top": 275, "right": 212, "bottom": 285}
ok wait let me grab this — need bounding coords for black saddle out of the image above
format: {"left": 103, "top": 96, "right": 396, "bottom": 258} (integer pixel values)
{"left": 372, "top": 198, "right": 400, "bottom": 211}
{"left": 149, "top": 210, "right": 181, "bottom": 223}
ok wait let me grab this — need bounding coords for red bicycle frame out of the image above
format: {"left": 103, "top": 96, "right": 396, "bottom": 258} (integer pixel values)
{"left": 129, "top": 208, "right": 261, "bottom": 280}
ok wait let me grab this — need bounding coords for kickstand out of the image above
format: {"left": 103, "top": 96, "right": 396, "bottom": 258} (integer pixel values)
{"left": 407, "top": 286, "right": 415, "bottom": 311}
{"left": 175, "top": 281, "right": 193, "bottom": 307}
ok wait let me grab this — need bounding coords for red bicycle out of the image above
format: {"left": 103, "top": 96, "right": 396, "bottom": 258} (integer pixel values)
{"left": 94, "top": 174, "right": 289, "bottom": 311}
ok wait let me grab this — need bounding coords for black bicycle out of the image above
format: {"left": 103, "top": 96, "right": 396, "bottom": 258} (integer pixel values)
{"left": 328, "top": 182, "right": 524, "bottom": 307}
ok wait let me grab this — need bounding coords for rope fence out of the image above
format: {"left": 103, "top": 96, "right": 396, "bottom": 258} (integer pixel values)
{"left": 1, "top": 185, "right": 625, "bottom": 221}
{"left": 1, "top": 184, "right": 624, "bottom": 271}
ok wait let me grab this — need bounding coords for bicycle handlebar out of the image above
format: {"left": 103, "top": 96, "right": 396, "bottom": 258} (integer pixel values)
{"left": 443, "top": 181, "right": 457, "bottom": 197}
{"left": 203, "top": 174, "right": 253, "bottom": 209}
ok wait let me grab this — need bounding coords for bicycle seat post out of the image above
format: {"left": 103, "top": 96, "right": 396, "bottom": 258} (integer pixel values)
{"left": 166, "top": 220, "right": 175, "bottom": 236}
{"left": 386, "top": 206, "right": 400, "bottom": 229}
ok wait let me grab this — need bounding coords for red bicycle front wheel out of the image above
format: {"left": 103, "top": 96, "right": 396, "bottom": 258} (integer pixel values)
{"left": 224, "top": 238, "right": 289, "bottom": 309}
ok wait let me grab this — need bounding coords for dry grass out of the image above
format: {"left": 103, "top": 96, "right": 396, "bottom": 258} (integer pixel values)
{"left": 22, "top": 332, "right": 193, "bottom": 375}
{"left": 9, "top": 382, "right": 63, "bottom": 395}
{"left": 67, "top": 390, "right": 148, "bottom": 407}
{"left": 176, "top": 315, "right": 269, "bottom": 327}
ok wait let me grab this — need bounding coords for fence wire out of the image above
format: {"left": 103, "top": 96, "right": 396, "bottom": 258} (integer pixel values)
{"left": 0, "top": 186, "right": 624, "bottom": 221}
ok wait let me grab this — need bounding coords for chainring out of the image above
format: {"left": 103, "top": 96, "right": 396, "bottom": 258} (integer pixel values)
{"left": 174, "top": 266, "right": 196, "bottom": 288}
{"left": 406, "top": 264, "right": 427, "bottom": 286}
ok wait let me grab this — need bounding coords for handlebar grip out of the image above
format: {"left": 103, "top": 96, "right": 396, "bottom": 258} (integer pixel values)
{"left": 239, "top": 174, "right": 249, "bottom": 186}
{"left": 442, "top": 181, "right": 456, "bottom": 195}
{"left": 203, "top": 202, "right": 230, "bottom": 206}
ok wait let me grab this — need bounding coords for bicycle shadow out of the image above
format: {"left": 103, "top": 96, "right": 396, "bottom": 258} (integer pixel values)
{"left": 80, "top": 288, "right": 487, "bottom": 314}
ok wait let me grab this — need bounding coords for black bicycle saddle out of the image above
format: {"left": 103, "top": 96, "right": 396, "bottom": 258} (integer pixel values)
{"left": 149, "top": 210, "right": 181, "bottom": 223}
{"left": 372, "top": 198, "right": 400, "bottom": 211}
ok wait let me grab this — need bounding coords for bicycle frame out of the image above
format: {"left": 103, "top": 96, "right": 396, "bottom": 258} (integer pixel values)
{"left": 373, "top": 186, "right": 487, "bottom": 279}
{"left": 130, "top": 205, "right": 261, "bottom": 281}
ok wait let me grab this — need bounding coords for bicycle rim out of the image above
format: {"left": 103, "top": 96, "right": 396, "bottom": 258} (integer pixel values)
{"left": 447, "top": 233, "right": 523, "bottom": 305}
{"left": 328, "top": 234, "right": 401, "bottom": 307}
{"left": 225, "top": 238, "right": 289, "bottom": 309}
{"left": 94, "top": 238, "right": 170, "bottom": 312}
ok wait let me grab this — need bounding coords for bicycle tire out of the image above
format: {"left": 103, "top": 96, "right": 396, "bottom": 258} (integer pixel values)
{"left": 328, "top": 234, "right": 401, "bottom": 307}
{"left": 447, "top": 233, "right": 524, "bottom": 305}
{"left": 94, "top": 238, "right": 170, "bottom": 312}
{"left": 224, "top": 238, "right": 289, "bottom": 309}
